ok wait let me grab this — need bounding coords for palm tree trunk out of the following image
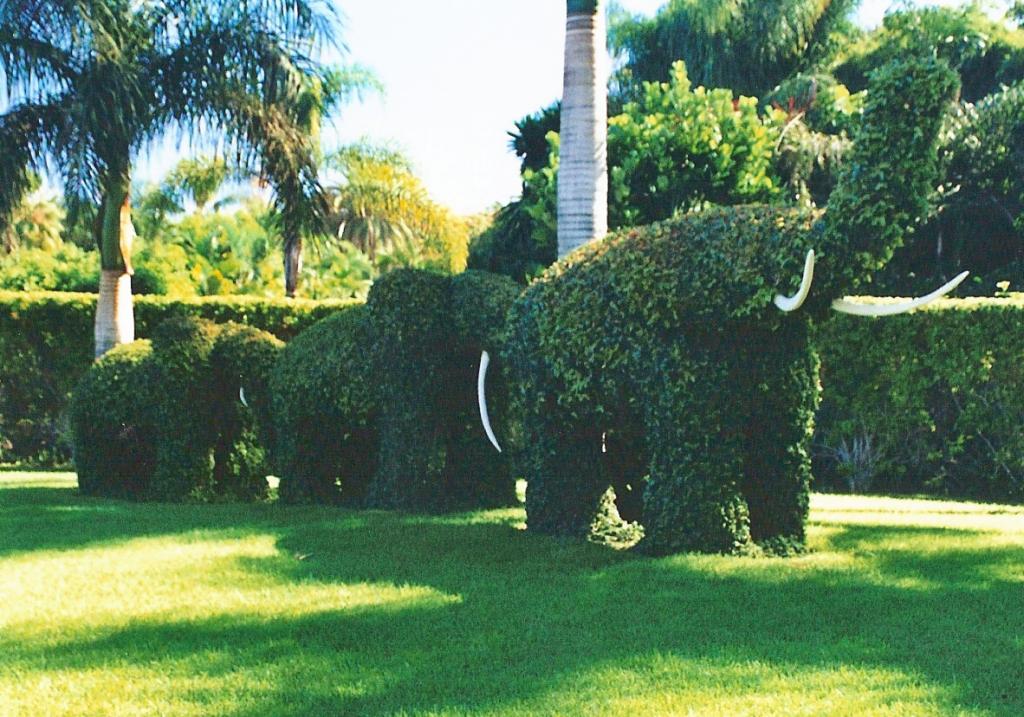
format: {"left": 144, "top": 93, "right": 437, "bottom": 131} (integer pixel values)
{"left": 94, "top": 177, "right": 136, "bottom": 358}
{"left": 284, "top": 233, "right": 302, "bottom": 297}
{"left": 558, "top": 0, "right": 608, "bottom": 258}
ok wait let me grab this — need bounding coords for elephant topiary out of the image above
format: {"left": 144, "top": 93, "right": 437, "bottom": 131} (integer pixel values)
{"left": 70, "top": 317, "right": 282, "bottom": 501}
{"left": 271, "top": 269, "right": 521, "bottom": 510}
{"left": 478, "top": 57, "right": 965, "bottom": 555}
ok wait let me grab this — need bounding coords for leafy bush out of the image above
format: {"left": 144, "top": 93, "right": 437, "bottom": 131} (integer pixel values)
{"left": 524, "top": 62, "right": 784, "bottom": 234}
{"left": 816, "top": 297, "right": 1024, "bottom": 503}
{"left": 272, "top": 269, "right": 520, "bottom": 510}
{"left": 366, "top": 269, "right": 452, "bottom": 511}
{"left": 504, "top": 208, "right": 822, "bottom": 555}
{"left": 442, "top": 270, "right": 520, "bottom": 509}
{"left": 270, "top": 305, "right": 379, "bottom": 504}
{"left": 69, "top": 340, "right": 157, "bottom": 498}
{"left": 0, "top": 290, "right": 354, "bottom": 465}
{"left": 504, "top": 57, "right": 958, "bottom": 556}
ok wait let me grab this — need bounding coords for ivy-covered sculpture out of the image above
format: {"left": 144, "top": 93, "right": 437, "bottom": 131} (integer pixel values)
{"left": 479, "top": 57, "right": 964, "bottom": 555}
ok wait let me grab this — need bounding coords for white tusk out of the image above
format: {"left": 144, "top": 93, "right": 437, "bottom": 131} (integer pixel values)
{"left": 239, "top": 386, "right": 249, "bottom": 408}
{"left": 774, "top": 249, "right": 815, "bottom": 312}
{"left": 832, "top": 271, "right": 969, "bottom": 317}
{"left": 477, "top": 351, "right": 502, "bottom": 453}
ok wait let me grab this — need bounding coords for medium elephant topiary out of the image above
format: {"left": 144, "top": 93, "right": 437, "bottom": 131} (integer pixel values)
{"left": 271, "top": 269, "right": 521, "bottom": 510}
{"left": 480, "top": 57, "right": 964, "bottom": 555}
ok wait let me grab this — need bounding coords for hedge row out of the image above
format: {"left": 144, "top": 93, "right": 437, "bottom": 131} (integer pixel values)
{"left": 816, "top": 296, "right": 1024, "bottom": 503}
{"left": 0, "top": 290, "right": 356, "bottom": 465}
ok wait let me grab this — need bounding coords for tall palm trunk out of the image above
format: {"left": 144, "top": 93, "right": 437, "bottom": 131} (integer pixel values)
{"left": 557, "top": 0, "right": 608, "bottom": 258}
{"left": 94, "top": 175, "right": 136, "bottom": 358}
{"left": 284, "top": 233, "right": 302, "bottom": 297}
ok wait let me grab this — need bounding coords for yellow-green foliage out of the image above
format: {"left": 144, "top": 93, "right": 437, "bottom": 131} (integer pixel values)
{"left": 817, "top": 296, "right": 1024, "bottom": 503}
{"left": 0, "top": 290, "right": 356, "bottom": 465}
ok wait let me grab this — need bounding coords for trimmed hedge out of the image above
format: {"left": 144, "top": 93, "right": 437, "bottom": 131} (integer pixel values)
{"left": 504, "top": 209, "right": 822, "bottom": 555}
{"left": 211, "top": 325, "right": 285, "bottom": 500}
{"left": 816, "top": 297, "right": 1024, "bottom": 503}
{"left": 0, "top": 290, "right": 354, "bottom": 465}
{"left": 71, "top": 317, "right": 284, "bottom": 501}
{"left": 368, "top": 269, "right": 520, "bottom": 511}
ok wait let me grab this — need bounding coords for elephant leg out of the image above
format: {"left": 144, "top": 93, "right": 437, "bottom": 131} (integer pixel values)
{"left": 523, "top": 402, "right": 608, "bottom": 539}
{"left": 741, "top": 345, "right": 820, "bottom": 551}
{"left": 638, "top": 360, "right": 751, "bottom": 555}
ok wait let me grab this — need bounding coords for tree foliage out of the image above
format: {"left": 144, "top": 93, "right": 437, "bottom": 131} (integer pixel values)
{"left": 0, "top": 0, "right": 339, "bottom": 282}
{"left": 325, "top": 143, "right": 470, "bottom": 273}
{"left": 609, "top": 0, "right": 859, "bottom": 99}
{"left": 834, "top": 3, "right": 1024, "bottom": 102}
{"left": 526, "top": 62, "right": 784, "bottom": 233}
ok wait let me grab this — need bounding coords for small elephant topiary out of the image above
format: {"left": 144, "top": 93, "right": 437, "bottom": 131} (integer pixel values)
{"left": 71, "top": 316, "right": 282, "bottom": 501}
{"left": 478, "top": 57, "right": 965, "bottom": 555}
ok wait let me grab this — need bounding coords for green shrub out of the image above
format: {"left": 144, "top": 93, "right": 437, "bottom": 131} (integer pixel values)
{"left": 210, "top": 324, "right": 284, "bottom": 500}
{"left": 504, "top": 57, "right": 958, "bottom": 556}
{"left": 71, "top": 317, "right": 287, "bottom": 501}
{"left": 504, "top": 209, "right": 821, "bottom": 555}
{"left": 69, "top": 340, "right": 157, "bottom": 498}
{"left": 271, "top": 269, "right": 520, "bottom": 511}
{"left": 816, "top": 297, "right": 1024, "bottom": 503}
{"left": 0, "top": 290, "right": 355, "bottom": 465}
{"left": 270, "top": 305, "right": 378, "bottom": 504}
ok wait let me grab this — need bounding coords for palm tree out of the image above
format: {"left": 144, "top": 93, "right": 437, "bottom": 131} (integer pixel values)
{"left": 279, "top": 66, "right": 380, "bottom": 296}
{"left": 325, "top": 144, "right": 417, "bottom": 262}
{"left": 0, "top": 0, "right": 337, "bottom": 356}
{"left": 558, "top": 0, "right": 608, "bottom": 258}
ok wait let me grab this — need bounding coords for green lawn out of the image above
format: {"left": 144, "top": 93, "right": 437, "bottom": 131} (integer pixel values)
{"left": 1, "top": 472, "right": 1022, "bottom": 716}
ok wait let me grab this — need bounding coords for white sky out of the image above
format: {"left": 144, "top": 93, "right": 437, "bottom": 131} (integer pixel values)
{"left": 135, "top": 0, "right": 1012, "bottom": 215}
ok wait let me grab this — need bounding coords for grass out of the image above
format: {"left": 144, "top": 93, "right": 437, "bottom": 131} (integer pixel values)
{"left": 1, "top": 472, "right": 1022, "bottom": 716}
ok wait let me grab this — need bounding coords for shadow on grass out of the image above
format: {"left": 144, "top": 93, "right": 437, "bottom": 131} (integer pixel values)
{"left": 3, "top": 480, "right": 1023, "bottom": 715}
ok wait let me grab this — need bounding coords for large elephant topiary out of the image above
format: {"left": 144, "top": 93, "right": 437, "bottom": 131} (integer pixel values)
{"left": 478, "top": 57, "right": 965, "bottom": 555}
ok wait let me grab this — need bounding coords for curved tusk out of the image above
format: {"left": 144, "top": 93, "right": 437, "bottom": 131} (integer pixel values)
{"left": 477, "top": 351, "right": 502, "bottom": 453}
{"left": 239, "top": 386, "right": 249, "bottom": 408}
{"left": 832, "top": 271, "right": 969, "bottom": 317}
{"left": 774, "top": 249, "right": 815, "bottom": 312}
